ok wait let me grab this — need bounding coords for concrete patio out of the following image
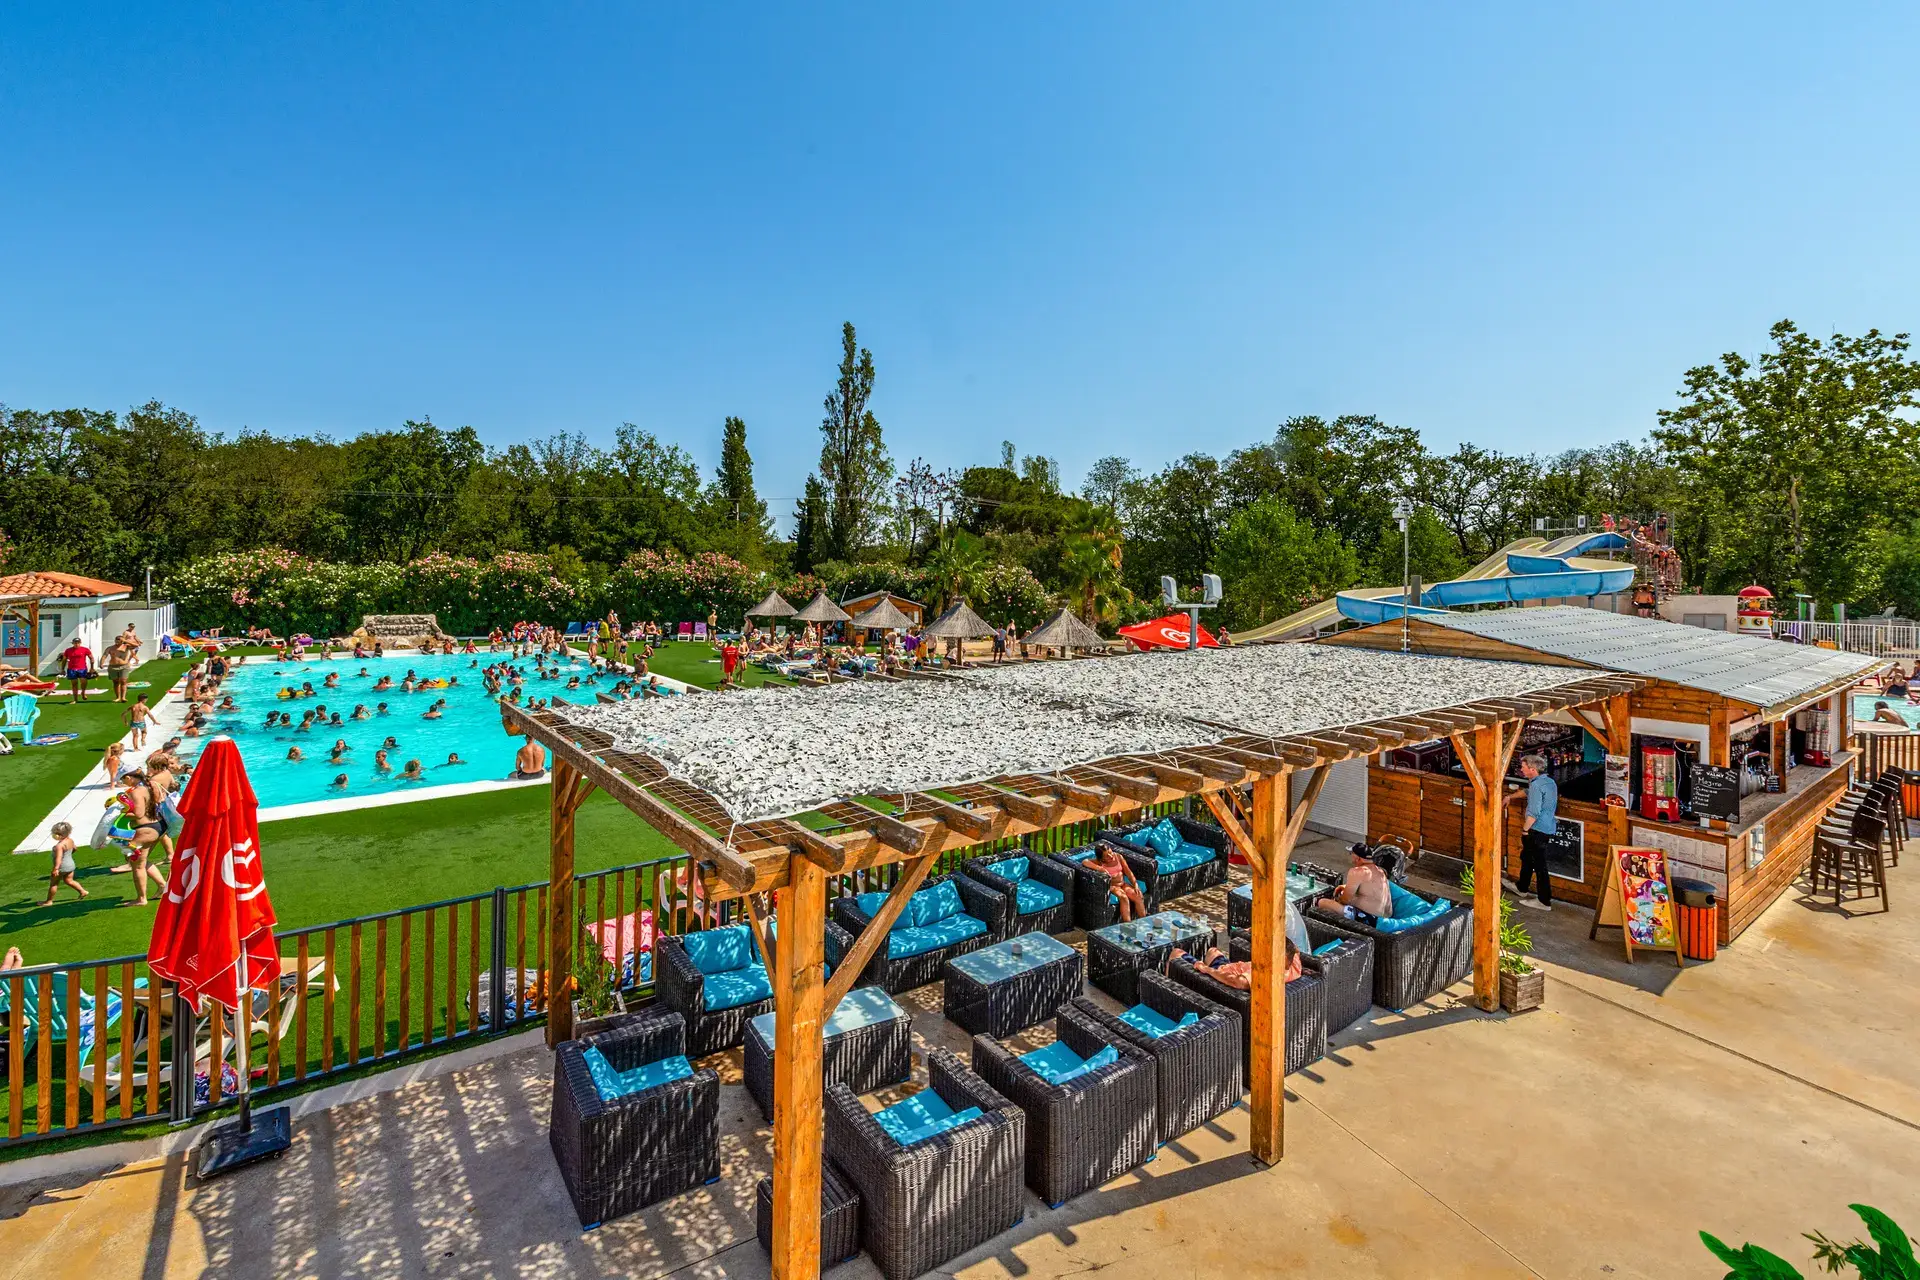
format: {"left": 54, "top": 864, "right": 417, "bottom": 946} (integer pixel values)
{"left": 2, "top": 840, "right": 1915, "bottom": 1280}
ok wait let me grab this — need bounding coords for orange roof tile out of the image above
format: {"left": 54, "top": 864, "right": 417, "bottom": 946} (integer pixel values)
{"left": 0, "top": 571, "right": 133, "bottom": 599}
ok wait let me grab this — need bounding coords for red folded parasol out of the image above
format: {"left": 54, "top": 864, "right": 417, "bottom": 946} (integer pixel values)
{"left": 1118, "top": 613, "right": 1220, "bottom": 651}
{"left": 147, "top": 736, "right": 281, "bottom": 1012}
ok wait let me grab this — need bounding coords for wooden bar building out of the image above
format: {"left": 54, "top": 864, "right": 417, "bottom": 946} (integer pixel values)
{"left": 1324, "top": 606, "right": 1882, "bottom": 943}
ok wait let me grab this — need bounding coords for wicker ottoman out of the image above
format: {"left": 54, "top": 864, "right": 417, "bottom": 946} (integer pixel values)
{"left": 1085, "top": 910, "right": 1213, "bottom": 1005}
{"left": 943, "top": 932, "right": 1084, "bottom": 1038}
{"left": 744, "top": 986, "right": 914, "bottom": 1120}
{"left": 754, "top": 1160, "right": 862, "bottom": 1270}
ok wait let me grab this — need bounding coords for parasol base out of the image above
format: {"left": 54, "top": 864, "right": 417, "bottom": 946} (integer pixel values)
{"left": 195, "top": 1105, "right": 292, "bottom": 1179}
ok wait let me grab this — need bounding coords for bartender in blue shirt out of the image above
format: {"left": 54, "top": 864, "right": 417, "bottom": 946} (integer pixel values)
{"left": 1513, "top": 753, "right": 1558, "bottom": 911}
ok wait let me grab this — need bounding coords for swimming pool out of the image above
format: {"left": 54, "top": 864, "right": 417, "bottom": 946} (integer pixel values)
{"left": 191, "top": 651, "right": 617, "bottom": 810}
{"left": 1853, "top": 693, "right": 1920, "bottom": 729}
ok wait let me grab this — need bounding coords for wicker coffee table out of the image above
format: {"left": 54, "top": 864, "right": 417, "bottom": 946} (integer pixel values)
{"left": 1086, "top": 909, "right": 1213, "bottom": 1005}
{"left": 942, "top": 932, "right": 1084, "bottom": 1037}
{"left": 1227, "top": 872, "right": 1332, "bottom": 933}
{"left": 743, "top": 986, "right": 913, "bottom": 1120}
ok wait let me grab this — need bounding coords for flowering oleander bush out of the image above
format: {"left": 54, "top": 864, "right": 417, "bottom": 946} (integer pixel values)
{"left": 601, "top": 550, "right": 764, "bottom": 627}
{"left": 967, "top": 560, "right": 1051, "bottom": 630}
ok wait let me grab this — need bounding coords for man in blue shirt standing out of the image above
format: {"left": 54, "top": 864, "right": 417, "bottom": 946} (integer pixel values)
{"left": 1516, "top": 753, "right": 1558, "bottom": 911}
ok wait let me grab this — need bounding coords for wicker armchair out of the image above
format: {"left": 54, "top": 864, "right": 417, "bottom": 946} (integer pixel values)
{"left": 1095, "top": 814, "right": 1230, "bottom": 910}
{"left": 1163, "top": 937, "right": 1325, "bottom": 1077}
{"left": 1306, "top": 890, "right": 1472, "bottom": 1011}
{"left": 1300, "top": 918, "right": 1377, "bottom": 1033}
{"left": 1047, "top": 846, "right": 1122, "bottom": 930}
{"left": 961, "top": 852, "right": 1076, "bottom": 937}
{"left": 824, "top": 1048, "right": 1026, "bottom": 1280}
{"left": 655, "top": 924, "right": 775, "bottom": 1058}
{"left": 971, "top": 1017, "right": 1157, "bottom": 1206}
{"left": 1065, "top": 970, "right": 1243, "bottom": 1144}
{"left": 829, "top": 873, "right": 1007, "bottom": 995}
{"left": 549, "top": 1010, "right": 719, "bottom": 1227}
{"left": 754, "top": 1159, "right": 863, "bottom": 1272}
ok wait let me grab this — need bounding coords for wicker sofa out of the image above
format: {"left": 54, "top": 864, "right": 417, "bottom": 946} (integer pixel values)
{"left": 1065, "top": 970, "right": 1243, "bottom": 1144}
{"left": 1163, "top": 939, "right": 1327, "bottom": 1077}
{"left": 1299, "top": 918, "right": 1377, "bottom": 1033}
{"left": 1046, "top": 845, "right": 1123, "bottom": 931}
{"left": 1094, "top": 814, "right": 1231, "bottom": 910}
{"left": 971, "top": 1017, "right": 1158, "bottom": 1206}
{"left": 549, "top": 1010, "right": 719, "bottom": 1227}
{"left": 1306, "top": 884, "right": 1471, "bottom": 1011}
{"left": 960, "top": 851, "right": 1076, "bottom": 937}
{"left": 829, "top": 874, "right": 1007, "bottom": 994}
{"left": 655, "top": 924, "right": 775, "bottom": 1058}
{"left": 824, "top": 1048, "right": 1026, "bottom": 1280}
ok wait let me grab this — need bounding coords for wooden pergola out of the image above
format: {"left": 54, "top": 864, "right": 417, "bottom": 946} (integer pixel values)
{"left": 0, "top": 595, "right": 40, "bottom": 675}
{"left": 501, "top": 666, "right": 1643, "bottom": 1280}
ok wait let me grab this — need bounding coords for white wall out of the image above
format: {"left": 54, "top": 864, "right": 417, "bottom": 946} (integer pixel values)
{"left": 36, "top": 604, "right": 107, "bottom": 675}
{"left": 103, "top": 603, "right": 177, "bottom": 662}
{"left": 1293, "top": 755, "right": 1368, "bottom": 843}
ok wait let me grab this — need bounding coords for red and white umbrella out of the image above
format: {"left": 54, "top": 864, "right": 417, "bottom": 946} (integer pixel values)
{"left": 1118, "top": 613, "right": 1220, "bottom": 651}
{"left": 147, "top": 736, "right": 281, "bottom": 1012}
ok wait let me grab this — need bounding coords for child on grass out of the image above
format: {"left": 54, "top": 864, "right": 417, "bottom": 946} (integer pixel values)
{"left": 41, "top": 822, "right": 89, "bottom": 905}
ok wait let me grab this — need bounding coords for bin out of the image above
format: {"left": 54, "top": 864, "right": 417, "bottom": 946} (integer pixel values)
{"left": 1672, "top": 876, "right": 1718, "bottom": 961}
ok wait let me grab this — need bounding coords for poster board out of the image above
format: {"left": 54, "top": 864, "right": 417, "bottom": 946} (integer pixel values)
{"left": 1542, "top": 816, "right": 1585, "bottom": 882}
{"left": 1603, "top": 753, "right": 1630, "bottom": 806}
{"left": 1689, "top": 762, "right": 1741, "bottom": 823}
{"left": 1588, "top": 845, "right": 1685, "bottom": 966}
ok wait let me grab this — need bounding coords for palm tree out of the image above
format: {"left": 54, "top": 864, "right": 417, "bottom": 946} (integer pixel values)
{"left": 921, "top": 532, "right": 985, "bottom": 613}
{"left": 1062, "top": 517, "right": 1128, "bottom": 625}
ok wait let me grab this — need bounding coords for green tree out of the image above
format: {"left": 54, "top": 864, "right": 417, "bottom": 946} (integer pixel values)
{"left": 1214, "top": 497, "right": 1360, "bottom": 627}
{"left": 1654, "top": 321, "right": 1920, "bottom": 602}
{"left": 817, "top": 322, "right": 893, "bottom": 559}
{"left": 1081, "top": 456, "right": 1136, "bottom": 514}
{"left": 338, "top": 418, "right": 485, "bottom": 562}
{"left": 792, "top": 474, "right": 827, "bottom": 573}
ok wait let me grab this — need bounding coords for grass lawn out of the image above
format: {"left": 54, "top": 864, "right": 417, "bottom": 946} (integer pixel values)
{"left": 2, "top": 641, "right": 773, "bottom": 967}
{"left": 640, "top": 636, "right": 793, "bottom": 689}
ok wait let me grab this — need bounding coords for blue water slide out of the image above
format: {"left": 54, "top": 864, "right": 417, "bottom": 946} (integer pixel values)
{"left": 1335, "top": 532, "right": 1635, "bottom": 625}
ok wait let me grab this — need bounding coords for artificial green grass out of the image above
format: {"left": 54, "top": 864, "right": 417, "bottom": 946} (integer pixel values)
{"left": 640, "top": 637, "right": 793, "bottom": 689}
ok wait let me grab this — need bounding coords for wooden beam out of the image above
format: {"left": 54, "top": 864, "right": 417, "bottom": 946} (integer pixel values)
{"left": 779, "top": 820, "right": 853, "bottom": 873}
{"left": 1136, "top": 758, "right": 1206, "bottom": 792}
{"left": 745, "top": 891, "right": 776, "bottom": 982}
{"left": 1450, "top": 733, "right": 1486, "bottom": 797}
{"left": 1565, "top": 706, "right": 1608, "bottom": 740}
{"left": 1081, "top": 764, "right": 1159, "bottom": 804}
{"left": 771, "top": 853, "right": 827, "bottom": 1280}
{"left": 867, "top": 810, "right": 937, "bottom": 856}
{"left": 822, "top": 853, "right": 938, "bottom": 1012}
{"left": 904, "top": 795, "right": 1002, "bottom": 841}
{"left": 1027, "top": 774, "right": 1112, "bottom": 813}
{"left": 1247, "top": 772, "right": 1287, "bottom": 1166}
{"left": 1201, "top": 789, "right": 1265, "bottom": 877}
{"left": 1170, "top": 751, "right": 1250, "bottom": 783}
{"left": 1211, "top": 744, "right": 1292, "bottom": 773}
{"left": 546, "top": 758, "right": 579, "bottom": 1048}
{"left": 982, "top": 783, "right": 1059, "bottom": 826}
{"left": 1469, "top": 723, "right": 1503, "bottom": 1012}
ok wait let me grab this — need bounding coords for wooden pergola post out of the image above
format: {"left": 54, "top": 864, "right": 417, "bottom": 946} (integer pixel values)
{"left": 1468, "top": 724, "right": 1506, "bottom": 1012}
{"left": 1246, "top": 771, "right": 1288, "bottom": 1165}
{"left": 546, "top": 756, "right": 588, "bottom": 1047}
{"left": 1603, "top": 694, "right": 1633, "bottom": 853}
{"left": 771, "top": 852, "right": 828, "bottom": 1280}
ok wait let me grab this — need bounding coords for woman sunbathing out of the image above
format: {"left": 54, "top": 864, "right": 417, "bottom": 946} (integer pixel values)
{"left": 1087, "top": 841, "right": 1146, "bottom": 921}
{"left": 1172, "top": 939, "right": 1301, "bottom": 990}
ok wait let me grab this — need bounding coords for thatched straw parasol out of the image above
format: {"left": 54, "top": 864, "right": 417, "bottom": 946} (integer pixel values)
{"left": 923, "top": 599, "right": 996, "bottom": 641}
{"left": 746, "top": 589, "right": 797, "bottom": 619}
{"left": 793, "top": 591, "right": 852, "bottom": 625}
{"left": 1025, "top": 607, "right": 1109, "bottom": 651}
{"left": 847, "top": 593, "right": 916, "bottom": 633}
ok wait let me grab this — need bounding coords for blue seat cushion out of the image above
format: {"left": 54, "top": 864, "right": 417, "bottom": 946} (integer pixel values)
{"left": 887, "top": 913, "right": 987, "bottom": 957}
{"left": 1312, "top": 940, "right": 1344, "bottom": 956}
{"left": 702, "top": 963, "right": 773, "bottom": 1010}
{"left": 582, "top": 1048, "right": 695, "bottom": 1099}
{"left": 985, "top": 855, "right": 1030, "bottom": 883}
{"left": 1116, "top": 1004, "right": 1200, "bottom": 1039}
{"left": 680, "top": 925, "right": 754, "bottom": 975}
{"left": 1136, "top": 820, "right": 1182, "bottom": 858}
{"left": 1154, "top": 844, "right": 1212, "bottom": 875}
{"left": 1013, "top": 879, "right": 1065, "bottom": 915}
{"left": 854, "top": 891, "right": 890, "bottom": 920}
{"left": 1375, "top": 896, "right": 1452, "bottom": 935}
{"left": 872, "top": 1090, "right": 984, "bottom": 1146}
{"left": 1058, "top": 847, "right": 1096, "bottom": 863}
{"left": 1019, "top": 1040, "right": 1120, "bottom": 1085}
{"left": 1385, "top": 882, "right": 1429, "bottom": 921}
{"left": 910, "top": 880, "right": 966, "bottom": 927}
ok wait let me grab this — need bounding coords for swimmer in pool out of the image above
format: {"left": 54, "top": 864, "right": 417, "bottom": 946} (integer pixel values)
{"left": 286, "top": 746, "right": 304, "bottom": 762}
{"left": 330, "top": 773, "right": 349, "bottom": 790}
{"left": 374, "top": 749, "right": 392, "bottom": 773}
{"left": 441, "top": 752, "right": 465, "bottom": 767}
{"left": 329, "top": 713, "right": 344, "bottom": 727}
{"left": 422, "top": 704, "right": 443, "bottom": 720}
{"left": 376, "top": 702, "right": 390, "bottom": 716}
{"left": 329, "top": 739, "right": 350, "bottom": 762}
{"left": 352, "top": 704, "right": 370, "bottom": 720}
{"left": 382, "top": 736, "right": 399, "bottom": 750}
{"left": 398, "top": 758, "right": 425, "bottom": 781}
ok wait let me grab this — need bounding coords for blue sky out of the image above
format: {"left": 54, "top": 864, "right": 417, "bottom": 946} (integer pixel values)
{"left": 4, "top": 5, "right": 1917, "bottom": 518}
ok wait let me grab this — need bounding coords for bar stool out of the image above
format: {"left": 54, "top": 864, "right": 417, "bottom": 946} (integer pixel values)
{"left": 1809, "top": 798, "right": 1889, "bottom": 910}
{"left": 1825, "top": 775, "right": 1902, "bottom": 869}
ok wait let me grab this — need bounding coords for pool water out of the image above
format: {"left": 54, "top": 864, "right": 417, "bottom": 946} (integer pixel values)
{"left": 1854, "top": 693, "right": 1920, "bottom": 730}
{"left": 193, "top": 652, "right": 607, "bottom": 809}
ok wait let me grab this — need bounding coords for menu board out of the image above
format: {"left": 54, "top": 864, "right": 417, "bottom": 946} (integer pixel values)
{"left": 1689, "top": 762, "right": 1741, "bottom": 822}
{"left": 1589, "top": 845, "right": 1686, "bottom": 966}
{"left": 1542, "top": 817, "right": 1585, "bottom": 882}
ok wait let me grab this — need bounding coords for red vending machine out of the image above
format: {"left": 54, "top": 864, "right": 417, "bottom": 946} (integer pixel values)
{"left": 1641, "top": 745, "right": 1681, "bottom": 821}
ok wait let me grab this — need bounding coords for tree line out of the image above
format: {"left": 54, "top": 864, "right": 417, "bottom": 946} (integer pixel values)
{"left": 4, "top": 318, "right": 1919, "bottom": 631}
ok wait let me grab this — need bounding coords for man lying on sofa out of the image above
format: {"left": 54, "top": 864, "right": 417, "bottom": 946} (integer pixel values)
{"left": 1315, "top": 844, "right": 1393, "bottom": 922}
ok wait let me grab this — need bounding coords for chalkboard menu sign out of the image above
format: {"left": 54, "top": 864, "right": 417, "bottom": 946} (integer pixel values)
{"left": 1690, "top": 762, "right": 1741, "bottom": 823}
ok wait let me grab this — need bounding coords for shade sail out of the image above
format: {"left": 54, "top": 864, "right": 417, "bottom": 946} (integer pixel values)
{"left": 923, "top": 600, "right": 998, "bottom": 641}
{"left": 1119, "top": 613, "right": 1218, "bottom": 650}
{"left": 746, "top": 590, "right": 796, "bottom": 619}
{"left": 793, "top": 591, "right": 852, "bottom": 625}
{"left": 1025, "top": 608, "right": 1108, "bottom": 650}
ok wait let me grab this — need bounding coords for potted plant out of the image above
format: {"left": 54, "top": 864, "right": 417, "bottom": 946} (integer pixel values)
{"left": 570, "top": 912, "right": 629, "bottom": 1039}
{"left": 1459, "top": 867, "right": 1544, "bottom": 1012}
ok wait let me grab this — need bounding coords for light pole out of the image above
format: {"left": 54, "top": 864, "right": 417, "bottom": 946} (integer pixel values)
{"left": 1392, "top": 502, "right": 1412, "bottom": 654}
{"left": 1161, "top": 574, "right": 1222, "bottom": 649}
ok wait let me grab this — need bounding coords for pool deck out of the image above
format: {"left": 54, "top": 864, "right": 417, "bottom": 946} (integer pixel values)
{"left": 3, "top": 840, "right": 1915, "bottom": 1279}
